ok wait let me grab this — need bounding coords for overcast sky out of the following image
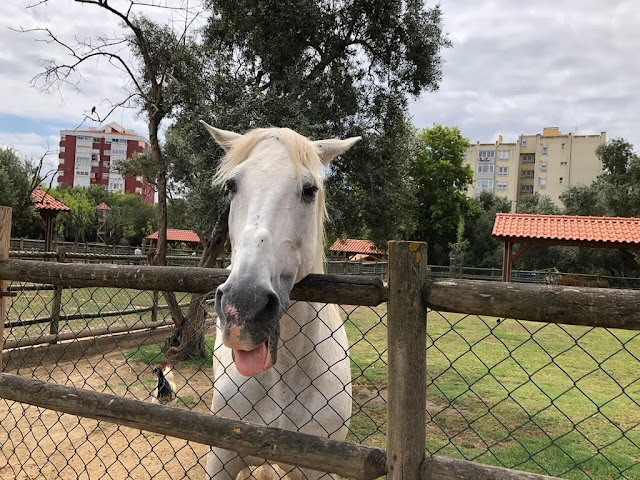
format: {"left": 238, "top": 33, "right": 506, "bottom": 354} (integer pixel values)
{"left": 2, "top": 0, "right": 639, "bottom": 175}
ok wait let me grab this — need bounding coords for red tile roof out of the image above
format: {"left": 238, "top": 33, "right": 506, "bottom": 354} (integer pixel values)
{"left": 31, "top": 188, "right": 70, "bottom": 212}
{"left": 146, "top": 229, "right": 201, "bottom": 244}
{"left": 329, "top": 239, "right": 386, "bottom": 255}
{"left": 492, "top": 213, "right": 640, "bottom": 246}
{"left": 96, "top": 202, "right": 111, "bottom": 210}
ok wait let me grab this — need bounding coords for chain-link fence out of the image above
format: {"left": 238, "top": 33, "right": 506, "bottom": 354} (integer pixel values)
{"left": 0, "top": 248, "right": 638, "bottom": 479}
{"left": 0, "top": 280, "right": 389, "bottom": 479}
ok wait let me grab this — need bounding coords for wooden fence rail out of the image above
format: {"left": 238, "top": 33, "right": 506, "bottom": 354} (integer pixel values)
{"left": 0, "top": 373, "right": 557, "bottom": 480}
{"left": 1, "top": 259, "right": 639, "bottom": 330}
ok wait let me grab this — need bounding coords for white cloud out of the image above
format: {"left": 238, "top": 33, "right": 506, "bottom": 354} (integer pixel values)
{"left": 3, "top": 0, "right": 640, "bottom": 163}
{"left": 411, "top": 0, "right": 640, "bottom": 147}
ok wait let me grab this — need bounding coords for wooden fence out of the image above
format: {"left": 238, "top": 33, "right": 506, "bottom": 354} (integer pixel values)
{"left": 2, "top": 209, "right": 640, "bottom": 478}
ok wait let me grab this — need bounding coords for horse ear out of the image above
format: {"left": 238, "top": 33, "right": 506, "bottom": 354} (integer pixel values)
{"left": 199, "top": 120, "right": 242, "bottom": 152}
{"left": 312, "top": 137, "right": 362, "bottom": 165}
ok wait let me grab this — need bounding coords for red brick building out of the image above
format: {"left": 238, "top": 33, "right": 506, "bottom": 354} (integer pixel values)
{"left": 57, "top": 122, "right": 154, "bottom": 204}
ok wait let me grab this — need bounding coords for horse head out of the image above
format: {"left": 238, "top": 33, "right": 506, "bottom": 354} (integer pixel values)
{"left": 202, "top": 122, "right": 360, "bottom": 376}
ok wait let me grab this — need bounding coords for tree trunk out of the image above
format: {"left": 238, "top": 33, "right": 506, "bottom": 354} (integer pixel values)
{"left": 165, "top": 205, "right": 229, "bottom": 362}
{"left": 146, "top": 115, "right": 190, "bottom": 334}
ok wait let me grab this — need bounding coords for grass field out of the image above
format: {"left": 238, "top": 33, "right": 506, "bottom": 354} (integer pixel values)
{"left": 6, "top": 284, "right": 639, "bottom": 479}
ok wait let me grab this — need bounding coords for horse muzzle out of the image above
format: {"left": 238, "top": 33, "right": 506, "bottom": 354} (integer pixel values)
{"left": 215, "top": 281, "right": 282, "bottom": 376}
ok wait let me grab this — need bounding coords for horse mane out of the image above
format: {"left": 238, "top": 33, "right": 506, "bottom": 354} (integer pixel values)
{"left": 214, "top": 128, "right": 328, "bottom": 274}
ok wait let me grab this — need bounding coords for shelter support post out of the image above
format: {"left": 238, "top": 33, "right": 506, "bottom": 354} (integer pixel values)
{"left": 502, "top": 241, "right": 512, "bottom": 282}
{"left": 387, "top": 241, "right": 429, "bottom": 479}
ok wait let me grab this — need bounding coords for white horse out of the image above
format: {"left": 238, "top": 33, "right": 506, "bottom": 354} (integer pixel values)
{"left": 201, "top": 122, "right": 361, "bottom": 480}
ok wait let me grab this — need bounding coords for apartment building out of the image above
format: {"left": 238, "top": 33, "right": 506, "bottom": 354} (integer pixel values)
{"left": 465, "top": 127, "right": 606, "bottom": 211}
{"left": 57, "top": 122, "right": 154, "bottom": 204}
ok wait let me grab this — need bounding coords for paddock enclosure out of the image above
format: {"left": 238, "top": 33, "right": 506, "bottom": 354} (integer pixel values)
{"left": 0, "top": 229, "right": 639, "bottom": 476}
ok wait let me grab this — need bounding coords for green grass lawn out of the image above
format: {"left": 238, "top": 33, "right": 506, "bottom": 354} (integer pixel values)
{"left": 343, "top": 306, "right": 640, "bottom": 479}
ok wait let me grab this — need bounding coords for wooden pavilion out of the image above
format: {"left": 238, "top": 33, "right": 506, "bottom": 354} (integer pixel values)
{"left": 492, "top": 213, "right": 640, "bottom": 282}
{"left": 31, "top": 187, "right": 70, "bottom": 252}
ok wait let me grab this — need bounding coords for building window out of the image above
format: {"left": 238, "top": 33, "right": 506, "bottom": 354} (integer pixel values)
{"left": 561, "top": 143, "right": 566, "bottom": 150}
{"left": 93, "top": 137, "right": 101, "bottom": 143}
{"left": 559, "top": 177, "right": 564, "bottom": 184}
{"left": 521, "top": 169, "right": 534, "bottom": 179}
{"left": 476, "top": 179, "right": 494, "bottom": 191}
{"left": 541, "top": 145, "right": 548, "bottom": 155}
{"left": 520, "top": 184, "right": 534, "bottom": 194}
{"left": 477, "top": 164, "right": 494, "bottom": 173}
{"left": 539, "top": 178, "right": 547, "bottom": 189}
{"left": 76, "top": 156, "right": 91, "bottom": 166}
{"left": 61, "top": 134, "right": 66, "bottom": 141}
{"left": 521, "top": 139, "right": 528, "bottom": 147}
{"left": 498, "top": 150, "right": 510, "bottom": 160}
{"left": 136, "top": 175, "right": 143, "bottom": 182}
{"left": 104, "top": 162, "right": 111, "bottom": 168}
{"left": 104, "top": 150, "right": 111, "bottom": 156}
{"left": 540, "top": 162, "right": 547, "bottom": 172}
{"left": 478, "top": 150, "right": 495, "bottom": 161}
{"left": 497, "top": 182, "right": 507, "bottom": 192}
{"left": 60, "top": 147, "right": 65, "bottom": 153}
{"left": 521, "top": 154, "right": 535, "bottom": 164}
{"left": 498, "top": 166, "right": 508, "bottom": 176}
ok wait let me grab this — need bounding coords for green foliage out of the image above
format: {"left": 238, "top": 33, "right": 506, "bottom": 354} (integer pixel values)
{"left": 165, "top": 0, "right": 450, "bottom": 243}
{"left": 410, "top": 124, "right": 473, "bottom": 263}
{"left": 516, "top": 193, "right": 560, "bottom": 215}
{"left": 105, "top": 194, "right": 156, "bottom": 246}
{"left": 47, "top": 186, "right": 156, "bottom": 247}
{"left": 52, "top": 186, "right": 96, "bottom": 245}
{"left": 0, "top": 148, "right": 37, "bottom": 220}
{"left": 463, "top": 192, "right": 511, "bottom": 267}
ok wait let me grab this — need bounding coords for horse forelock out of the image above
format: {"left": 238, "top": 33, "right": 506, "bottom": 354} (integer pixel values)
{"left": 214, "top": 127, "right": 328, "bottom": 274}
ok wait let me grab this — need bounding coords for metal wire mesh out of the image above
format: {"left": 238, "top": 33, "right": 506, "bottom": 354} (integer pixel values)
{"left": 426, "top": 310, "right": 640, "bottom": 480}
{"left": 0, "top": 280, "right": 638, "bottom": 479}
{"left": 0, "top": 282, "right": 388, "bottom": 479}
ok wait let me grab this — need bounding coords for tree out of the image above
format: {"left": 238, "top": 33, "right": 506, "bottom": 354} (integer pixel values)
{"left": 410, "top": 124, "right": 473, "bottom": 264}
{"left": 160, "top": 0, "right": 450, "bottom": 359}
{"left": 52, "top": 186, "right": 96, "bottom": 249}
{"left": 517, "top": 193, "right": 560, "bottom": 215}
{"left": 0, "top": 147, "right": 55, "bottom": 227}
{"left": 25, "top": 0, "right": 209, "bottom": 359}
{"left": 24, "top": 0, "right": 203, "bottom": 266}
{"left": 166, "top": 0, "right": 450, "bottom": 245}
{"left": 463, "top": 192, "right": 512, "bottom": 268}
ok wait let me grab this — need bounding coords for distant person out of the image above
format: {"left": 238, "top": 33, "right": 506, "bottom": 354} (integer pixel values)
{"left": 134, "top": 246, "right": 142, "bottom": 265}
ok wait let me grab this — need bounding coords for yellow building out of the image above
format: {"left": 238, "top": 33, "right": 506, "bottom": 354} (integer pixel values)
{"left": 465, "top": 128, "right": 606, "bottom": 211}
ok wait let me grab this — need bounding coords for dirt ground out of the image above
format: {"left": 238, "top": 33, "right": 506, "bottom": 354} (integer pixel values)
{"left": 0, "top": 348, "right": 215, "bottom": 480}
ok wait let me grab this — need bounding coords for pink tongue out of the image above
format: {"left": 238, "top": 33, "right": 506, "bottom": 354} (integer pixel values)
{"left": 234, "top": 343, "right": 268, "bottom": 376}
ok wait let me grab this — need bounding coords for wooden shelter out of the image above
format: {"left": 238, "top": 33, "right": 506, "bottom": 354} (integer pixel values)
{"left": 329, "top": 239, "right": 387, "bottom": 261}
{"left": 493, "top": 213, "right": 640, "bottom": 282}
{"left": 31, "top": 188, "right": 70, "bottom": 252}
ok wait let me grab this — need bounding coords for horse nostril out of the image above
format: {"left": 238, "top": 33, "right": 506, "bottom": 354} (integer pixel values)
{"left": 264, "top": 292, "right": 280, "bottom": 319}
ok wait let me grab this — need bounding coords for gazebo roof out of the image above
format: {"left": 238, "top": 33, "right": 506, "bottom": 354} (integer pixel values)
{"left": 146, "top": 229, "right": 201, "bottom": 244}
{"left": 492, "top": 213, "right": 640, "bottom": 248}
{"left": 31, "top": 188, "right": 70, "bottom": 212}
{"left": 329, "top": 239, "right": 386, "bottom": 255}
{"left": 97, "top": 202, "right": 111, "bottom": 211}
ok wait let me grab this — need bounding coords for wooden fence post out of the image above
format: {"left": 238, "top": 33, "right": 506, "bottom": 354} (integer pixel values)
{"left": 49, "top": 247, "right": 65, "bottom": 338}
{"left": 0, "top": 207, "right": 12, "bottom": 370}
{"left": 386, "top": 241, "right": 428, "bottom": 480}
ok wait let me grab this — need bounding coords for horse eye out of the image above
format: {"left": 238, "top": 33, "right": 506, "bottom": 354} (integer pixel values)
{"left": 225, "top": 178, "right": 237, "bottom": 195}
{"left": 302, "top": 184, "right": 318, "bottom": 202}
